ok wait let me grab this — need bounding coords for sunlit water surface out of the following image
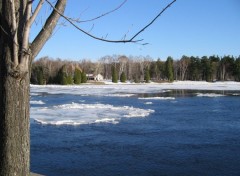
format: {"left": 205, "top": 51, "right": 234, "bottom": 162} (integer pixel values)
{"left": 30, "top": 89, "right": 240, "bottom": 176}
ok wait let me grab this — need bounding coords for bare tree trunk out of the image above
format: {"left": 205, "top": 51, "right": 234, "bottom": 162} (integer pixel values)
{"left": 0, "top": 47, "right": 30, "bottom": 176}
{"left": 179, "top": 56, "right": 190, "bottom": 81}
{"left": 0, "top": 0, "right": 66, "bottom": 175}
{"left": 0, "top": 1, "right": 30, "bottom": 174}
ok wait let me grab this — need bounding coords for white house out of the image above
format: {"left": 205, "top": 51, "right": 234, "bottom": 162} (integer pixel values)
{"left": 86, "top": 74, "right": 104, "bottom": 81}
{"left": 94, "top": 74, "right": 104, "bottom": 81}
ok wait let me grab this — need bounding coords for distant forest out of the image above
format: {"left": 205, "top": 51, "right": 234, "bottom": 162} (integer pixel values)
{"left": 31, "top": 55, "right": 240, "bottom": 85}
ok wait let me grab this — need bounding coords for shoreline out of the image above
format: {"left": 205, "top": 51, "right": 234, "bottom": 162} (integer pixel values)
{"left": 30, "top": 81, "right": 240, "bottom": 91}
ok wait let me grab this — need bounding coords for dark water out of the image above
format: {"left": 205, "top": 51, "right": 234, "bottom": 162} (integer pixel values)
{"left": 30, "top": 90, "right": 240, "bottom": 176}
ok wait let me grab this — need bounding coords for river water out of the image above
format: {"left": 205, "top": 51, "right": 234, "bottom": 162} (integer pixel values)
{"left": 30, "top": 86, "right": 240, "bottom": 176}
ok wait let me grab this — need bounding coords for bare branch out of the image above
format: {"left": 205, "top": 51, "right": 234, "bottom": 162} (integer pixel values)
{"left": 45, "top": 0, "right": 140, "bottom": 43}
{"left": 31, "top": 0, "right": 67, "bottom": 59}
{"left": 129, "top": 0, "right": 176, "bottom": 41}
{"left": 66, "top": 0, "right": 126, "bottom": 25}
{"left": 88, "top": 24, "right": 94, "bottom": 33}
{"left": 29, "top": 0, "right": 45, "bottom": 26}
{"left": 10, "top": 0, "right": 18, "bottom": 66}
{"left": 20, "top": 1, "right": 32, "bottom": 64}
{"left": 45, "top": 0, "right": 176, "bottom": 44}
{"left": 72, "top": 0, "right": 128, "bottom": 23}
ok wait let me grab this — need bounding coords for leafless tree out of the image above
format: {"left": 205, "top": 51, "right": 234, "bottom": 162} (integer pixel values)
{"left": 80, "top": 59, "right": 95, "bottom": 73}
{"left": 118, "top": 55, "right": 128, "bottom": 78}
{"left": 126, "top": 56, "right": 134, "bottom": 80}
{"left": 179, "top": 55, "right": 190, "bottom": 81}
{"left": 99, "top": 55, "right": 113, "bottom": 79}
{"left": 94, "top": 61, "right": 104, "bottom": 76}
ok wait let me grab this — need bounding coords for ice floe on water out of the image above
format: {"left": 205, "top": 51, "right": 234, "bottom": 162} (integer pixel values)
{"left": 31, "top": 102, "right": 154, "bottom": 125}
{"left": 144, "top": 102, "right": 153, "bottom": 105}
{"left": 30, "top": 100, "right": 45, "bottom": 105}
{"left": 104, "top": 93, "right": 135, "bottom": 97}
{"left": 94, "top": 118, "right": 118, "bottom": 124}
{"left": 139, "top": 97, "right": 175, "bottom": 100}
{"left": 196, "top": 93, "right": 226, "bottom": 97}
{"left": 30, "top": 81, "right": 240, "bottom": 126}
{"left": 30, "top": 84, "right": 167, "bottom": 96}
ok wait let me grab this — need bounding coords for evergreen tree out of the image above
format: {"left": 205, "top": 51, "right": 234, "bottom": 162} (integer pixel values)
{"left": 156, "top": 59, "right": 166, "bottom": 81}
{"left": 209, "top": 55, "right": 220, "bottom": 81}
{"left": 144, "top": 68, "right": 150, "bottom": 83}
{"left": 201, "top": 56, "right": 212, "bottom": 82}
{"left": 74, "top": 68, "right": 82, "bottom": 84}
{"left": 189, "top": 56, "right": 201, "bottom": 81}
{"left": 37, "top": 68, "right": 44, "bottom": 85}
{"left": 62, "top": 74, "right": 68, "bottom": 85}
{"left": 234, "top": 57, "right": 240, "bottom": 81}
{"left": 56, "top": 65, "right": 68, "bottom": 85}
{"left": 120, "top": 72, "right": 127, "bottom": 83}
{"left": 66, "top": 75, "right": 73, "bottom": 84}
{"left": 81, "top": 71, "right": 87, "bottom": 83}
{"left": 165, "top": 56, "right": 174, "bottom": 82}
{"left": 31, "top": 66, "right": 45, "bottom": 84}
{"left": 112, "top": 66, "right": 118, "bottom": 83}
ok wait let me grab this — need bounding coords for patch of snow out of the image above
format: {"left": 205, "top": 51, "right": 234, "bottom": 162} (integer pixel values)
{"left": 31, "top": 102, "right": 154, "bottom": 126}
{"left": 196, "top": 93, "right": 225, "bottom": 97}
{"left": 30, "top": 100, "right": 45, "bottom": 105}
{"left": 139, "top": 97, "right": 175, "bottom": 100}
{"left": 144, "top": 102, "right": 153, "bottom": 105}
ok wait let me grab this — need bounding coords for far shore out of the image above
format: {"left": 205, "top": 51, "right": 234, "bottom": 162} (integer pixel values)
{"left": 30, "top": 80, "right": 240, "bottom": 91}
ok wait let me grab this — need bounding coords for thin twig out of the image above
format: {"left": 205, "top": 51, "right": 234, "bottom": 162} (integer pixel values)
{"left": 45, "top": 0, "right": 177, "bottom": 44}
{"left": 75, "top": 0, "right": 127, "bottom": 23}
{"left": 29, "top": 0, "right": 45, "bottom": 26}
{"left": 130, "top": 0, "right": 176, "bottom": 41}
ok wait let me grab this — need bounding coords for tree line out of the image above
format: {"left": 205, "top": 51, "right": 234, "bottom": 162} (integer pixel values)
{"left": 31, "top": 58, "right": 87, "bottom": 85}
{"left": 31, "top": 55, "right": 240, "bottom": 85}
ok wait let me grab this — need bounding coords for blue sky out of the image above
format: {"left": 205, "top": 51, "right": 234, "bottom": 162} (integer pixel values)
{"left": 31, "top": 0, "right": 240, "bottom": 61}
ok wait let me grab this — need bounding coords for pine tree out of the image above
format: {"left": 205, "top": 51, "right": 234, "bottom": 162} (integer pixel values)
{"left": 31, "top": 66, "right": 45, "bottom": 85}
{"left": 81, "top": 71, "right": 87, "bottom": 83}
{"left": 144, "top": 68, "right": 150, "bottom": 83}
{"left": 56, "top": 65, "right": 68, "bottom": 85}
{"left": 67, "top": 75, "right": 73, "bottom": 84}
{"left": 234, "top": 57, "right": 240, "bottom": 81}
{"left": 201, "top": 56, "right": 212, "bottom": 82}
{"left": 112, "top": 66, "right": 118, "bottom": 83}
{"left": 165, "top": 57, "right": 174, "bottom": 82}
{"left": 74, "top": 68, "right": 82, "bottom": 84}
{"left": 37, "top": 68, "right": 44, "bottom": 85}
{"left": 62, "top": 74, "right": 68, "bottom": 85}
{"left": 120, "top": 72, "right": 127, "bottom": 83}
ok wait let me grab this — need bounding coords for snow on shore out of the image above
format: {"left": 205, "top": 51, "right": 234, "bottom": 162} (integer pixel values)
{"left": 160, "top": 81, "right": 240, "bottom": 91}
{"left": 31, "top": 81, "right": 240, "bottom": 95}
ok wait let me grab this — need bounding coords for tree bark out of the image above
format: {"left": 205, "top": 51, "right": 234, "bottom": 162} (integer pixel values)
{"left": 0, "top": 67, "right": 30, "bottom": 176}
{"left": 0, "top": 38, "right": 30, "bottom": 176}
{"left": 0, "top": 2, "right": 30, "bottom": 174}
